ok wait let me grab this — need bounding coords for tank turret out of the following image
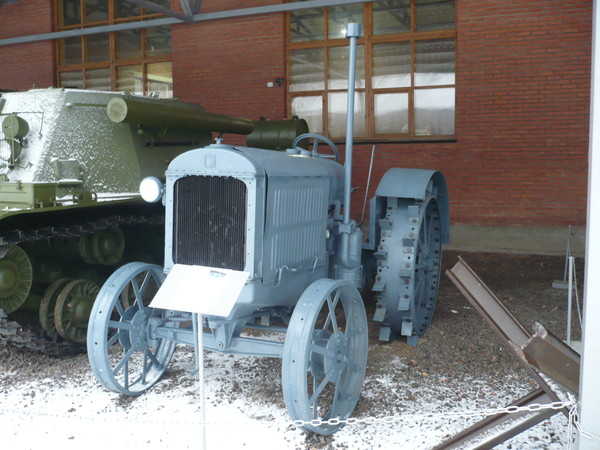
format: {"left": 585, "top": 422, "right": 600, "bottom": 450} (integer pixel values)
{"left": 0, "top": 88, "right": 308, "bottom": 346}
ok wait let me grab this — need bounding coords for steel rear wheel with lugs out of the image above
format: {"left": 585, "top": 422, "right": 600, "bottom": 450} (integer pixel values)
{"left": 282, "top": 279, "right": 368, "bottom": 435}
{"left": 373, "top": 196, "right": 442, "bottom": 344}
{"left": 87, "top": 262, "right": 176, "bottom": 396}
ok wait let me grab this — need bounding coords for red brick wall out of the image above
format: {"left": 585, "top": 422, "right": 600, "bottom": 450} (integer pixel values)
{"left": 173, "top": 0, "right": 592, "bottom": 228}
{"left": 0, "top": 0, "right": 55, "bottom": 91}
{"left": 0, "top": 0, "right": 591, "bottom": 229}
{"left": 172, "top": 0, "right": 286, "bottom": 146}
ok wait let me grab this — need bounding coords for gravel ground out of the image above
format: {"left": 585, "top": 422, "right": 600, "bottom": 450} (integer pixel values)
{"left": 0, "top": 250, "right": 581, "bottom": 448}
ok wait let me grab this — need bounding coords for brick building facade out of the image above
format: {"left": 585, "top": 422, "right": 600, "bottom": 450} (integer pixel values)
{"left": 0, "top": 0, "right": 593, "bottom": 254}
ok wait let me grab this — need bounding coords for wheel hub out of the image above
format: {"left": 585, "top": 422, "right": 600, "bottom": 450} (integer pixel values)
{"left": 323, "top": 333, "right": 349, "bottom": 377}
{"left": 118, "top": 306, "right": 149, "bottom": 351}
{"left": 0, "top": 260, "right": 18, "bottom": 295}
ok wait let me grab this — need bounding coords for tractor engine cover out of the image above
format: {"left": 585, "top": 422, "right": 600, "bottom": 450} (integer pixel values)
{"left": 163, "top": 142, "right": 345, "bottom": 316}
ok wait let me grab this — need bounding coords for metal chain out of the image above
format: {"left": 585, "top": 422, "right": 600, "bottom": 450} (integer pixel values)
{"left": 5, "top": 396, "right": 600, "bottom": 445}
{"left": 289, "top": 398, "right": 575, "bottom": 428}
{"left": 566, "top": 394, "right": 600, "bottom": 447}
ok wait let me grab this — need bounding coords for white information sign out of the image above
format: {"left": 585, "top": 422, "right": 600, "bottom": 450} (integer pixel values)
{"left": 149, "top": 264, "right": 249, "bottom": 317}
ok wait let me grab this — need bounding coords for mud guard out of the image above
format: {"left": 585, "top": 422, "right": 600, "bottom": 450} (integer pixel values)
{"left": 367, "top": 168, "right": 450, "bottom": 249}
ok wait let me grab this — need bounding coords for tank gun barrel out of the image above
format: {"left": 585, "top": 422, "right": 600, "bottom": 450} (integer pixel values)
{"left": 107, "top": 95, "right": 309, "bottom": 150}
{"left": 107, "top": 96, "right": 255, "bottom": 135}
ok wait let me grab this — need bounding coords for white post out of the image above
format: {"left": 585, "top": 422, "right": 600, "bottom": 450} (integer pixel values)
{"left": 579, "top": 0, "right": 600, "bottom": 447}
{"left": 197, "top": 313, "right": 206, "bottom": 450}
{"left": 567, "top": 256, "right": 573, "bottom": 346}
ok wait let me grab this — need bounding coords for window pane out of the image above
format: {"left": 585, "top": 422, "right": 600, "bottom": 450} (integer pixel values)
{"left": 85, "top": 0, "right": 108, "bottom": 23}
{"left": 86, "top": 34, "right": 109, "bottom": 62}
{"left": 415, "top": 39, "right": 455, "bottom": 86}
{"left": 60, "top": 71, "right": 84, "bottom": 89}
{"left": 116, "top": 0, "right": 141, "bottom": 18}
{"left": 373, "top": 0, "right": 410, "bottom": 35}
{"left": 328, "top": 4, "right": 364, "bottom": 40}
{"left": 117, "top": 29, "right": 142, "bottom": 60}
{"left": 328, "top": 45, "right": 365, "bottom": 90}
{"left": 292, "top": 96, "right": 323, "bottom": 135}
{"left": 373, "top": 42, "right": 411, "bottom": 88}
{"left": 147, "top": 62, "right": 173, "bottom": 98}
{"left": 415, "top": 0, "right": 455, "bottom": 32}
{"left": 328, "top": 92, "right": 366, "bottom": 137}
{"left": 290, "top": 48, "right": 325, "bottom": 92}
{"left": 414, "top": 88, "right": 455, "bottom": 135}
{"left": 85, "top": 68, "right": 110, "bottom": 90}
{"left": 290, "top": 8, "right": 324, "bottom": 42}
{"left": 146, "top": 26, "right": 171, "bottom": 57}
{"left": 375, "top": 93, "right": 408, "bottom": 134}
{"left": 117, "top": 64, "right": 143, "bottom": 95}
{"left": 60, "top": 37, "right": 83, "bottom": 65}
{"left": 59, "top": 0, "right": 81, "bottom": 26}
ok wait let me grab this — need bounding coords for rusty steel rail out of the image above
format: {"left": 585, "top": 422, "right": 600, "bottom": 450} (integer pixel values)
{"left": 435, "top": 256, "right": 571, "bottom": 450}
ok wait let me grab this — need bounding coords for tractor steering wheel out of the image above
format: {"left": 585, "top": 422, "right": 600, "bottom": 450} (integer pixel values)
{"left": 292, "top": 133, "right": 339, "bottom": 162}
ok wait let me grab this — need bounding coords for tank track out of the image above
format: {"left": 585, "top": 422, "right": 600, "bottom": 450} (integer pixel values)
{"left": 0, "top": 214, "right": 163, "bottom": 246}
{"left": 0, "top": 214, "right": 164, "bottom": 355}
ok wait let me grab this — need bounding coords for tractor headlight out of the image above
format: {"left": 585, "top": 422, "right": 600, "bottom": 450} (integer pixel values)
{"left": 140, "top": 176, "right": 163, "bottom": 203}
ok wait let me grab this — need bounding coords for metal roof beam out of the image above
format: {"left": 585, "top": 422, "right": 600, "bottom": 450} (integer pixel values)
{"left": 0, "top": 0, "right": 373, "bottom": 46}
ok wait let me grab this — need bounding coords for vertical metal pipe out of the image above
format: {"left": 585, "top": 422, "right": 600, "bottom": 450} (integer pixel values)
{"left": 579, "top": 0, "right": 600, "bottom": 447}
{"left": 343, "top": 23, "right": 361, "bottom": 225}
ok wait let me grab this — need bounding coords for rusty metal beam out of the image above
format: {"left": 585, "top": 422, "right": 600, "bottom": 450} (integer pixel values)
{"left": 436, "top": 257, "right": 571, "bottom": 449}
{"left": 522, "top": 322, "right": 580, "bottom": 395}
{"left": 434, "top": 388, "right": 557, "bottom": 450}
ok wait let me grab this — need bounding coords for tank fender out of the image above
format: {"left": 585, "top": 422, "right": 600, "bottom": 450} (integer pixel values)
{"left": 369, "top": 168, "right": 449, "bottom": 244}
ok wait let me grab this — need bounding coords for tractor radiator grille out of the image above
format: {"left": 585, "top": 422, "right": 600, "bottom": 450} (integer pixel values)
{"left": 172, "top": 175, "right": 247, "bottom": 271}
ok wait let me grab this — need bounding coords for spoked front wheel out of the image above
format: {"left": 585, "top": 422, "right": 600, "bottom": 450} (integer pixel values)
{"left": 87, "top": 262, "right": 176, "bottom": 396}
{"left": 282, "top": 279, "right": 368, "bottom": 435}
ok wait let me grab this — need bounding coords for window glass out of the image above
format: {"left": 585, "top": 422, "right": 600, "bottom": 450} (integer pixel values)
{"left": 328, "top": 92, "right": 366, "bottom": 137}
{"left": 57, "top": 1, "right": 173, "bottom": 97}
{"left": 117, "top": 65, "right": 144, "bottom": 95}
{"left": 147, "top": 62, "right": 173, "bottom": 98}
{"left": 146, "top": 26, "right": 172, "bottom": 57}
{"left": 86, "top": 34, "right": 110, "bottom": 62}
{"left": 117, "top": 29, "right": 143, "bottom": 60}
{"left": 116, "top": 0, "right": 141, "bottom": 18}
{"left": 288, "top": 1, "right": 456, "bottom": 139}
{"left": 290, "top": 48, "right": 325, "bottom": 92}
{"left": 415, "top": 0, "right": 455, "bottom": 31}
{"left": 60, "top": 71, "right": 84, "bottom": 89}
{"left": 85, "top": 68, "right": 111, "bottom": 90}
{"left": 328, "top": 4, "right": 364, "bottom": 39}
{"left": 414, "top": 87, "right": 455, "bottom": 135}
{"left": 373, "top": 0, "right": 410, "bottom": 35}
{"left": 415, "top": 39, "right": 455, "bottom": 86}
{"left": 290, "top": 8, "right": 324, "bottom": 42}
{"left": 372, "top": 42, "right": 411, "bottom": 88}
{"left": 328, "top": 45, "right": 365, "bottom": 90}
{"left": 60, "top": 0, "right": 81, "bottom": 26}
{"left": 85, "top": 0, "right": 109, "bottom": 23}
{"left": 292, "top": 96, "right": 323, "bottom": 134}
{"left": 375, "top": 93, "right": 409, "bottom": 134}
{"left": 60, "top": 37, "right": 83, "bottom": 65}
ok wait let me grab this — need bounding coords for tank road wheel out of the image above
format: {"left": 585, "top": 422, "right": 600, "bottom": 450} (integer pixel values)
{"left": 78, "top": 235, "right": 96, "bottom": 265}
{"left": 54, "top": 279, "right": 100, "bottom": 343}
{"left": 0, "top": 245, "right": 33, "bottom": 314}
{"left": 282, "top": 279, "right": 368, "bottom": 435}
{"left": 373, "top": 197, "right": 442, "bottom": 344}
{"left": 87, "top": 263, "right": 176, "bottom": 396}
{"left": 39, "top": 278, "right": 74, "bottom": 337}
{"left": 92, "top": 227, "right": 125, "bottom": 265}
